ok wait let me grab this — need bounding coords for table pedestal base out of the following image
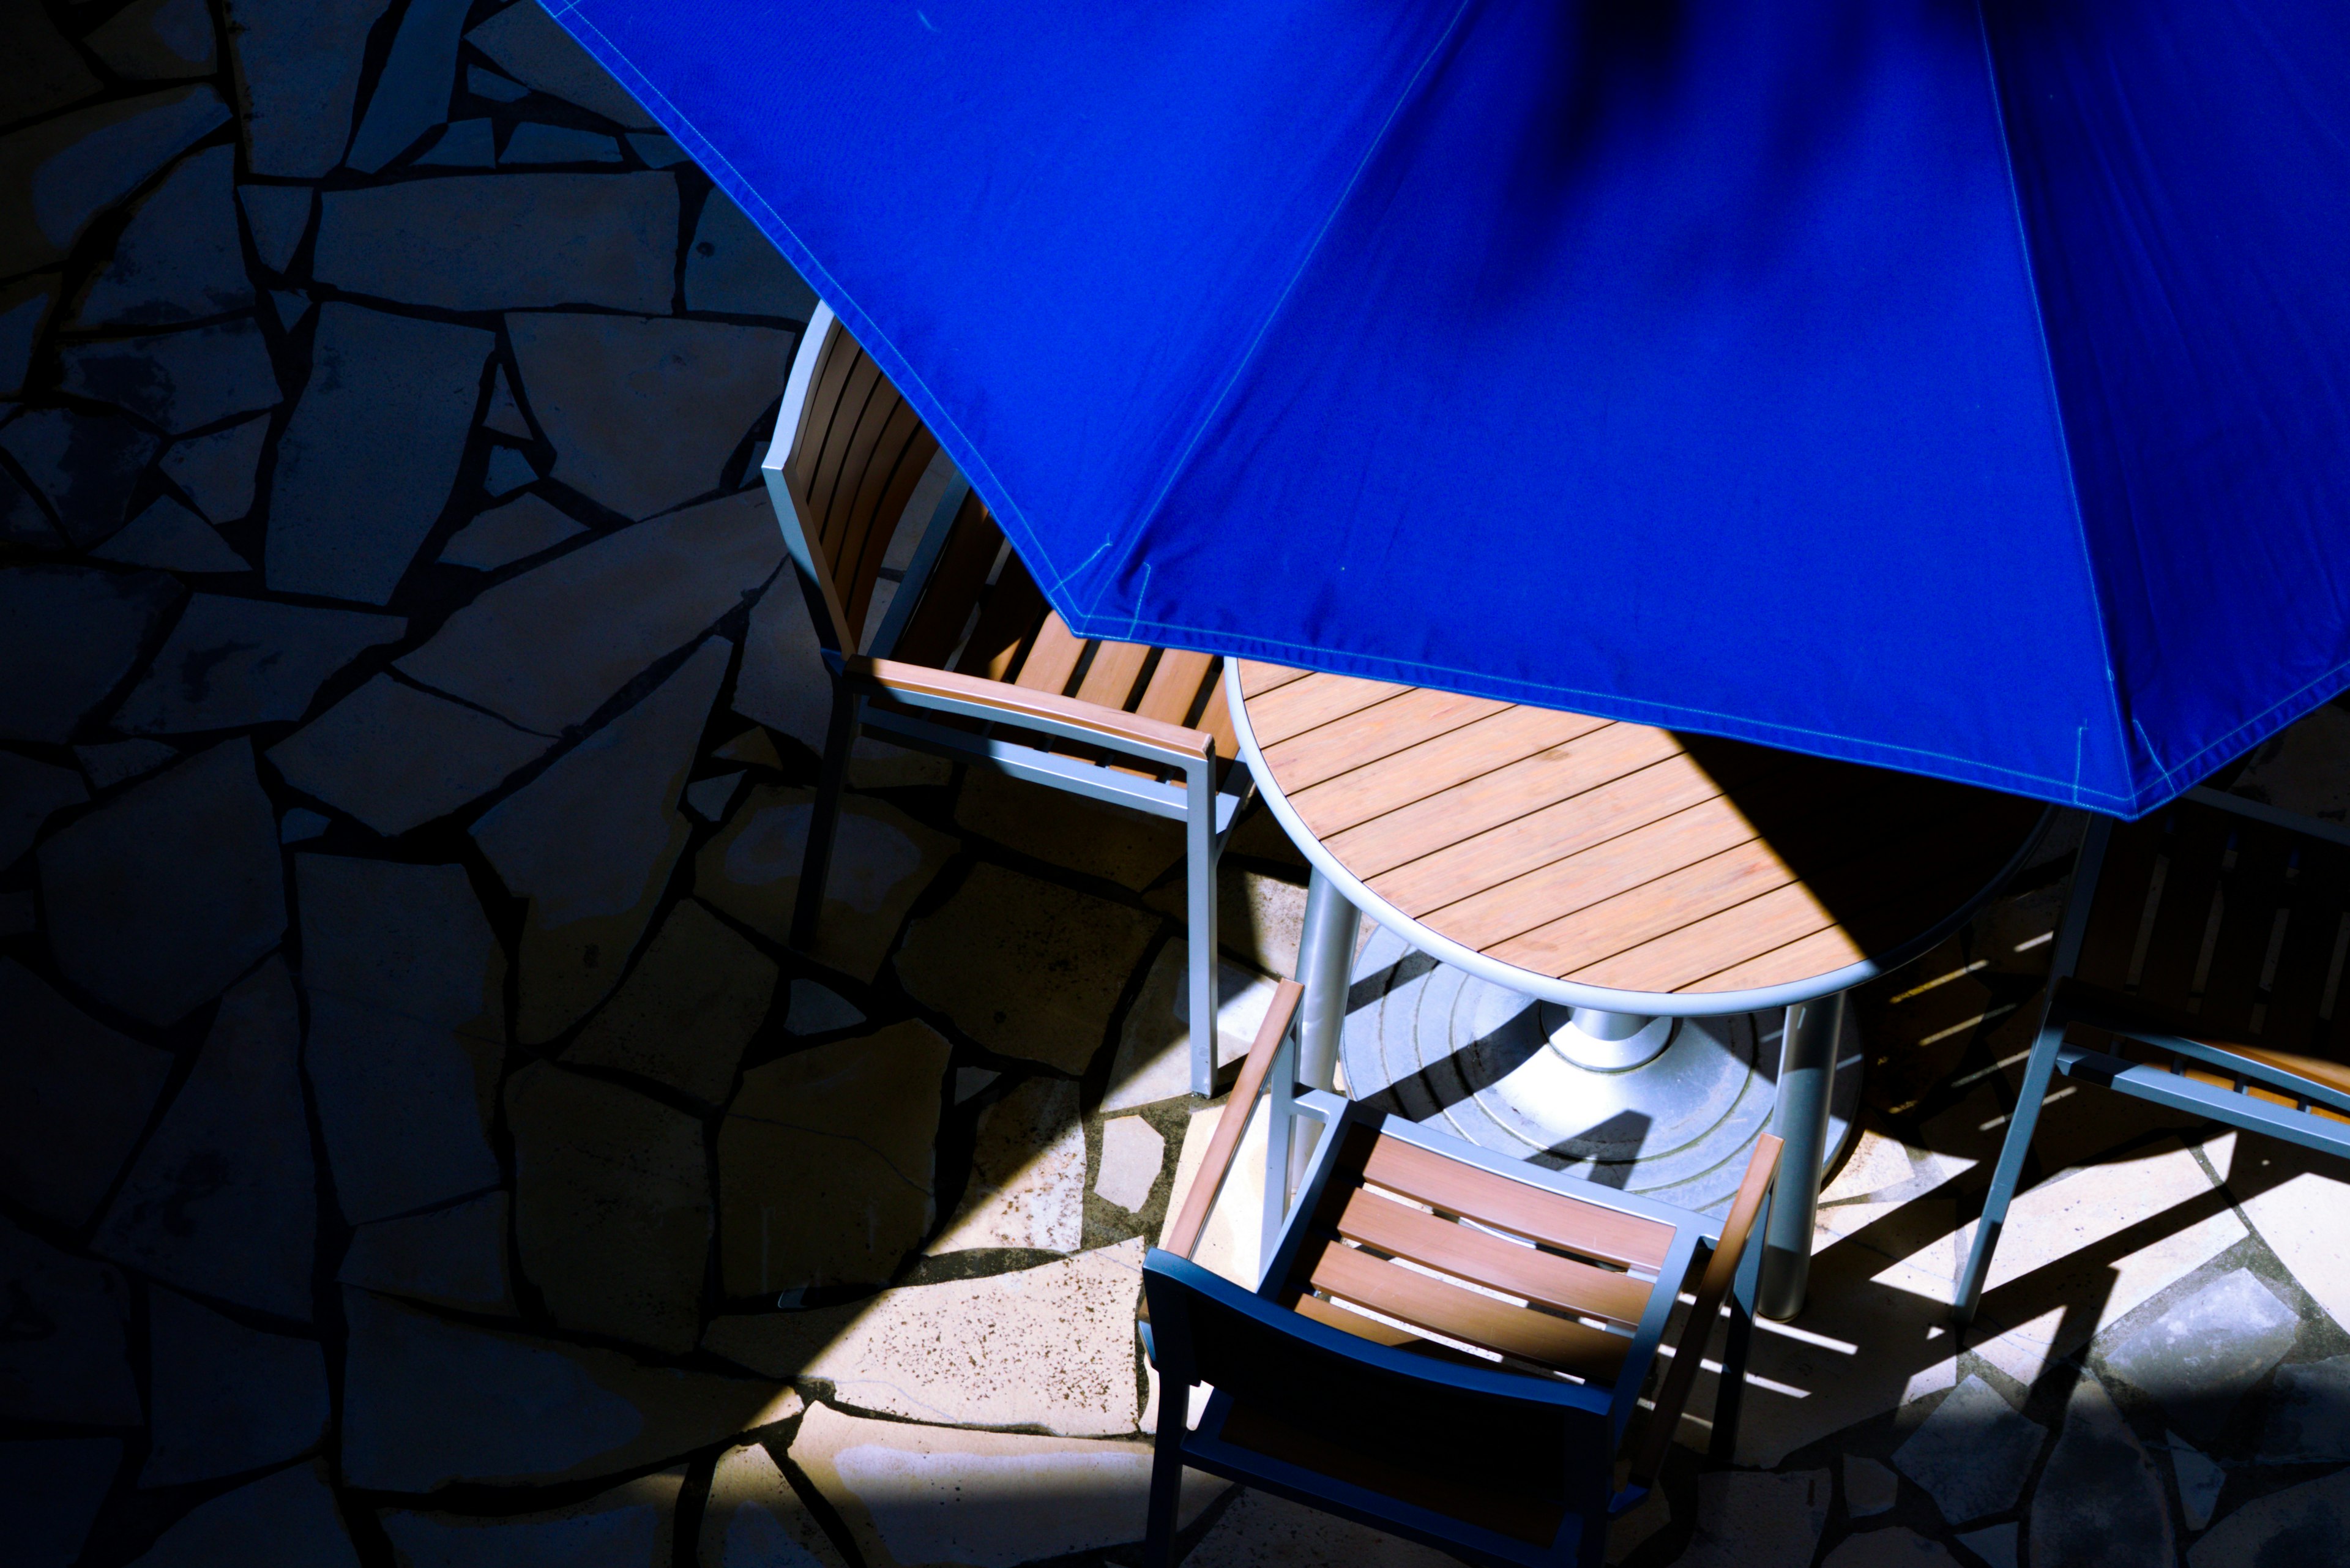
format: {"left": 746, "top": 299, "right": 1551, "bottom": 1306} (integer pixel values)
{"left": 1334, "top": 925, "right": 1862, "bottom": 1221}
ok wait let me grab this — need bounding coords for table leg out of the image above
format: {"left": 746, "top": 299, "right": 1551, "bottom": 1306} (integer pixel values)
{"left": 1268, "top": 868, "right": 1356, "bottom": 1255}
{"left": 1759, "top": 990, "right": 1846, "bottom": 1320}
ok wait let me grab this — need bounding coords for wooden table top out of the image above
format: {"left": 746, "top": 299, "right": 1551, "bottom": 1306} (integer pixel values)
{"left": 1236, "top": 662, "right": 2048, "bottom": 1000}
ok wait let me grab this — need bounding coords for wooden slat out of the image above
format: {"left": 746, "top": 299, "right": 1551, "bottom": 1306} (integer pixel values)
{"left": 1162, "top": 980, "right": 1306, "bottom": 1260}
{"left": 1330, "top": 726, "right": 1693, "bottom": 884}
{"left": 1332, "top": 1187, "right": 1652, "bottom": 1326}
{"left": 1196, "top": 681, "right": 1239, "bottom": 763}
{"left": 853, "top": 657, "right": 1212, "bottom": 760}
{"left": 954, "top": 559, "right": 1050, "bottom": 681}
{"left": 888, "top": 493, "right": 1000, "bottom": 666}
{"left": 1244, "top": 671, "right": 1404, "bottom": 749}
{"left": 810, "top": 354, "right": 887, "bottom": 557}
{"left": 1362, "top": 1136, "right": 1672, "bottom": 1270}
{"left": 2198, "top": 823, "right": 2295, "bottom": 1034}
{"left": 1013, "top": 613, "right": 1087, "bottom": 696}
{"left": 1308, "top": 1243, "right": 1628, "bottom": 1379}
{"left": 1288, "top": 705, "right": 1611, "bottom": 838}
{"left": 2074, "top": 816, "right": 2167, "bottom": 988}
{"left": 791, "top": 324, "right": 865, "bottom": 509}
{"left": 1072, "top": 638, "right": 1152, "bottom": 711}
{"left": 1261, "top": 687, "right": 1509, "bottom": 793}
{"left": 2265, "top": 842, "right": 2350, "bottom": 1050}
{"left": 1133, "top": 649, "right": 1218, "bottom": 726}
{"left": 1237, "top": 659, "right": 1313, "bottom": 700}
{"left": 2136, "top": 808, "right": 2230, "bottom": 1011}
{"left": 1292, "top": 1290, "right": 1423, "bottom": 1346}
{"left": 836, "top": 403, "right": 935, "bottom": 643}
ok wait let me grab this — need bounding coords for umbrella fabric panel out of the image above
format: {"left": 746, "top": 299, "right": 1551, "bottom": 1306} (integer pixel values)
{"left": 548, "top": 0, "right": 1459, "bottom": 595}
{"left": 1086, "top": 0, "right": 2130, "bottom": 810}
{"left": 1986, "top": 0, "right": 2350, "bottom": 805}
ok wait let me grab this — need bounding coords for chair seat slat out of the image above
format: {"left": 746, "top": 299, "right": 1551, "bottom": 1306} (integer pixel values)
{"left": 1333, "top": 1187, "right": 1652, "bottom": 1326}
{"left": 2075, "top": 815, "right": 2166, "bottom": 988}
{"left": 2136, "top": 808, "right": 2231, "bottom": 1010}
{"left": 2198, "top": 823, "right": 2296, "bottom": 1034}
{"left": 1072, "top": 637, "right": 1153, "bottom": 711}
{"left": 1308, "top": 1242, "right": 1631, "bottom": 1381}
{"left": 1013, "top": 614, "right": 1089, "bottom": 696}
{"left": 2265, "top": 841, "right": 2350, "bottom": 1050}
{"left": 1361, "top": 1136, "right": 1672, "bottom": 1271}
{"left": 1133, "top": 649, "right": 1218, "bottom": 727}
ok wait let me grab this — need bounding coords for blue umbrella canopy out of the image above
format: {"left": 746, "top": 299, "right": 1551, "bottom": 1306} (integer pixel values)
{"left": 551, "top": 0, "right": 2350, "bottom": 816}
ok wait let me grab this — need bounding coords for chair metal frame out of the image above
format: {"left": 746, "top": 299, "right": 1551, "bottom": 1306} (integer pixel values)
{"left": 1954, "top": 785, "right": 2350, "bottom": 1322}
{"left": 1145, "top": 982, "right": 1780, "bottom": 1567}
{"left": 761, "top": 304, "right": 1251, "bottom": 1093}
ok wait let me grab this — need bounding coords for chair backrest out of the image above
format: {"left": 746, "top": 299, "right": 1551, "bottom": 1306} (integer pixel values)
{"left": 762, "top": 304, "right": 950, "bottom": 660}
{"left": 2072, "top": 790, "right": 2350, "bottom": 1054}
{"left": 1143, "top": 1249, "right": 1615, "bottom": 1523}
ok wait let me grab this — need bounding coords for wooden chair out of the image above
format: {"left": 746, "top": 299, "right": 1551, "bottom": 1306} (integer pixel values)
{"left": 760, "top": 305, "right": 1252, "bottom": 1093}
{"left": 1954, "top": 786, "right": 2350, "bottom": 1322}
{"left": 1145, "top": 980, "right": 1783, "bottom": 1567}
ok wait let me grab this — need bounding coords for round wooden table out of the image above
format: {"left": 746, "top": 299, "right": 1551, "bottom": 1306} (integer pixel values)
{"left": 1228, "top": 661, "right": 2049, "bottom": 1318}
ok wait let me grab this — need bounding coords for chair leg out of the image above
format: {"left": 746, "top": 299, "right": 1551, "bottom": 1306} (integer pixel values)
{"left": 1185, "top": 767, "right": 1222, "bottom": 1098}
{"left": 1710, "top": 1193, "right": 1769, "bottom": 1465}
{"left": 1144, "top": 1384, "right": 1190, "bottom": 1568}
{"left": 790, "top": 681, "right": 859, "bottom": 952}
{"left": 1953, "top": 1018, "right": 2064, "bottom": 1324}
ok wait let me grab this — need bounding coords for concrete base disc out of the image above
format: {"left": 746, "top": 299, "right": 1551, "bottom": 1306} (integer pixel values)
{"left": 1338, "top": 927, "right": 1862, "bottom": 1216}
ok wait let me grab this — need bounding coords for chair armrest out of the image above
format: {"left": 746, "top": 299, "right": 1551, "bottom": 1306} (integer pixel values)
{"left": 1628, "top": 1132, "right": 1782, "bottom": 1484}
{"left": 1160, "top": 979, "right": 1305, "bottom": 1260}
{"left": 2054, "top": 977, "right": 2350, "bottom": 1099}
{"left": 849, "top": 655, "right": 1214, "bottom": 760}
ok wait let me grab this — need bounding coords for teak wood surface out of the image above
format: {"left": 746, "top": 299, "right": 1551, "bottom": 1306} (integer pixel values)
{"left": 1237, "top": 662, "right": 2045, "bottom": 998}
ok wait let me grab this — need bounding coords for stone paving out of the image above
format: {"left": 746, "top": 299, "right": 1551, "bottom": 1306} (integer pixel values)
{"left": 11, "top": 3, "right": 2350, "bottom": 1564}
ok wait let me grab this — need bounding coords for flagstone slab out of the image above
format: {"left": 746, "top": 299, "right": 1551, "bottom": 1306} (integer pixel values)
{"left": 687, "top": 770, "right": 745, "bottom": 820}
{"left": 129, "top": 1460, "right": 359, "bottom": 1568}
{"left": 222, "top": 0, "right": 394, "bottom": 176}
{"left": 420, "top": 118, "right": 497, "bottom": 166}
{"left": 686, "top": 192, "right": 818, "bottom": 320}
{"left": 1096, "top": 1115, "right": 1166, "bottom": 1214}
{"left": 1148, "top": 865, "right": 1309, "bottom": 979}
{"left": 439, "top": 492, "right": 586, "bottom": 570}
{"left": 2256, "top": 1352, "right": 2350, "bottom": 1463}
{"left": 510, "top": 313, "right": 795, "bottom": 520}
{"left": 60, "top": 316, "right": 280, "bottom": 436}
{"left": 0, "top": 566, "right": 182, "bottom": 743}
{"left": 338, "top": 1190, "right": 517, "bottom": 1316}
{"left": 398, "top": 488, "right": 783, "bottom": 733}
{"left": 896, "top": 863, "right": 1160, "bottom": 1073}
{"left": 2101, "top": 1267, "right": 2299, "bottom": 1441}
{"left": 2030, "top": 1372, "right": 2173, "bottom": 1568}
{"left": 0, "top": 84, "right": 228, "bottom": 274}
{"left": 2169, "top": 1433, "right": 2227, "bottom": 1529}
{"left": 2187, "top": 1462, "right": 2350, "bottom": 1567}
{"left": 0, "top": 274, "right": 54, "bottom": 401}
{"left": 710, "top": 1241, "right": 1144, "bottom": 1435}
{"left": 1954, "top": 1523, "right": 2017, "bottom": 1568}
{"left": 483, "top": 444, "right": 538, "bottom": 496}
{"left": 698, "top": 785, "right": 958, "bottom": 983}
{"left": 504, "top": 123, "right": 624, "bottom": 163}
{"left": 466, "top": 2, "right": 662, "bottom": 129}
{"left": 0, "top": 957, "right": 173, "bottom": 1227}
{"left": 297, "top": 855, "right": 505, "bottom": 1223}
{"left": 790, "top": 1404, "right": 1222, "bottom": 1568}
{"left": 238, "top": 183, "right": 313, "bottom": 274}
{"left": 160, "top": 412, "right": 269, "bottom": 524}
{"left": 953, "top": 767, "right": 1183, "bottom": 891}
{"left": 475, "top": 637, "right": 728, "bottom": 1042}
{"left": 114, "top": 594, "right": 404, "bottom": 733}
{"left": 0, "top": 751, "right": 84, "bottom": 867}
{"left": 266, "top": 303, "right": 494, "bottom": 604}
{"left": 1892, "top": 1375, "right": 2042, "bottom": 1527}
{"left": 269, "top": 673, "right": 553, "bottom": 835}
{"left": 703, "top": 1440, "right": 847, "bottom": 1568}
{"left": 1845, "top": 1456, "right": 1899, "bottom": 1517}
{"left": 930, "top": 1077, "right": 1086, "bottom": 1254}
{"left": 313, "top": 173, "right": 677, "bottom": 312}
{"left": 71, "top": 145, "right": 253, "bottom": 329}
{"left": 39, "top": 740, "right": 283, "bottom": 1025}
{"left": 77, "top": 738, "right": 181, "bottom": 791}
{"left": 786, "top": 979, "right": 865, "bottom": 1036}
{"left": 2, "top": 5, "right": 102, "bottom": 122}
{"left": 94, "top": 959, "right": 316, "bottom": 1320}
{"left": 93, "top": 495, "right": 250, "bottom": 572}
{"left": 0, "top": 405, "right": 165, "bottom": 548}
{"left": 339, "top": 1286, "right": 783, "bottom": 1491}
{"left": 0, "top": 1438, "right": 119, "bottom": 1568}
{"left": 87, "top": 0, "right": 218, "bottom": 80}
{"left": 564, "top": 897, "right": 777, "bottom": 1105}
{"left": 1673, "top": 1470, "right": 1839, "bottom": 1568}
{"left": 2233, "top": 1160, "right": 2350, "bottom": 1335}
{"left": 509, "top": 1062, "right": 711, "bottom": 1354}
{"left": 1821, "top": 1529, "right": 1958, "bottom": 1568}
{"left": 718, "top": 1021, "right": 950, "bottom": 1294}
{"left": 142, "top": 1286, "right": 329, "bottom": 1485}
{"left": 732, "top": 566, "right": 832, "bottom": 750}
{"left": 1104, "top": 941, "right": 1277, "bottom": 1109}
{"left": 0, "top": 1217, "right": 140, "bottom": 1425}
{"left": 381, "top": 1468, "right": 684, "bottom": 1567}
{"left": 345, "top": 0, "right": 471, "bottom": 173}
{"left": 1187, "top": 1488, "right": 1466, "bottom": 1568}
